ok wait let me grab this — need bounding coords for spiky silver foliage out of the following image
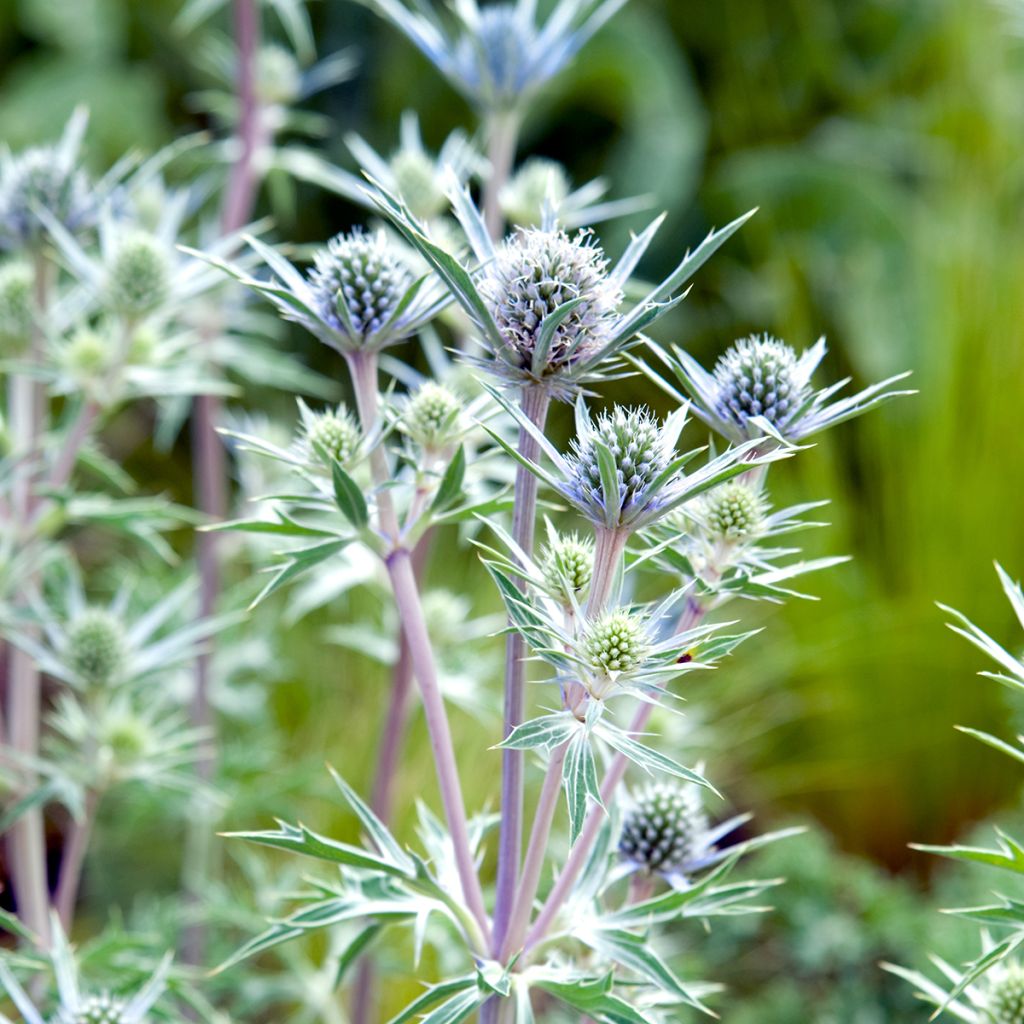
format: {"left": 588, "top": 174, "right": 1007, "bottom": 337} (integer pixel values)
{"left": 702, "top": 480, "right": 767, "bottom": 542}
{"left": 989, "top": 965, "right": 1024, "bottom": 1024}
{"left": 0, "top": 260, "right": 33, "bottom": 355}
{"left": 540, "top": 531, "right": 593, "bottom": 600}
{"left": 66, "top": 608, "right": 127, "bottom": 687}
{"left": 479, "top": 227, "right": 619, "bottom": 393}
{"left": 619, "top": 781, "right": 709, "bottom": 875}
{"left": 106, "top": 231, "right": 170, "bottom": 318}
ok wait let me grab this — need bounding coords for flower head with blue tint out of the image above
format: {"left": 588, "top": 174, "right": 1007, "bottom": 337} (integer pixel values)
{"left": 645, "top": 333, "right": 914, "bottom": 445}
{"left": 360, "top": 0, "right": 629, "bottom": 112}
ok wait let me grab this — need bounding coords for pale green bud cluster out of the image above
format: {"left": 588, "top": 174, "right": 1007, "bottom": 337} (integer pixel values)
{"left": 540, "top": 532, "right": 593, "bottom": 600}
{"left": 618, "top": 781, "right": 708, "bottom": 874}
{"left": 0, "top": 261, "right": 33, "bottom": 356}
{"left": 988, "top": 965, "right": 1024, "bottom": 1024}
{"left": 306, "top": 406, "right": 361, "bottom": 466}
{"left": 67, "top": 608, "right": 127, "bottom": 688}
{"left": 404, "top": 382, "right": 462, "bottom": 451}
{"left": 60, "top": 327, "right": 110, "bottom": 381}
{"left": 390, "top": 148, "right": 447, "bottom": 221}
{"left": 257, "top": 44, "right": 302, "bottom": 106}
{"left": 499, "top": 158, "right": 571, "bottom": 227}
{"left": 99, "top": 709, "right": 155, "bottom": 767}
{"left": 703, "top": 481, "right": 766, "bottom": 541}
{"left": 106, "top": 231, "right": 169, "bottom": 318}
{"left": 583, "top": 610, "right": 649, "bottom": 677}
{"left": 62, "top": 992, "right": 128, "bottom": 1024}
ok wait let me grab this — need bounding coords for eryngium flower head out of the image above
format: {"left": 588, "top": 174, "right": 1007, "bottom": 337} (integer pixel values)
{"left": 541, "top": 532, "right": 593, "bottom": 601}
{"left": 567, "top": 405, "right": 672, "bottom": 524}
{"left": 500, "top": 158, "right": 571, "bottom": 228}
{"left": 712, "top": 335, "right": 809, "bottom": 434}
{"left": 257, "top": 44, "right": 302, "bottom": 106}
{"left": 582, "top": 609, "right": 650, "bottom": 695}
{"left": 106, "top": 231, "right": 169, "bottom": 318}
{"left": 702, "top": 480, "right": 766, "bottom": 542}
{"left": 308, "top": 230, "right": 414, "bottom": 348}
{"left": 0, "top": 261, "right": 33, "bottom": 356}
{"left": 62, "top": 992, "right": 127, "bottom": 1024}
{"left": 67, "top": 609, "right": 127, "bottom": 687}
{"left": 989, "top": 964, "right": 1024, "bottom": 1024}
{"left": 0, "top": 112, "right": 95, "bottom": 250}
{"left": 306, "top": 406, "right": 361, "bottom": 466}
{"left": 389, "top": 148, "right": 448, "bottom": 222}
{"left": 619, "top": 781, "right": 709, "bottom": 875}
{"left": 404, "top": 381, "right": 462, "bottom": 451}
{"left": 480, "top": 227, "right": 619, "bottom": 395}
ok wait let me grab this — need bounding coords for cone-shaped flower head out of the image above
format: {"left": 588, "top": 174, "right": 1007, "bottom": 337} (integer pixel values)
{"left": 106, "top": 231, "right": 170, "bottom": 318}
{"left": 989, "top": 965, "right": 1024, "bottom": 1024}
{"left": 582, "top": 610, "right": 650, "bottom": 697}
{"left": 619, "top": 781, "right": 709, "bottom": 875}
{"left": 404, "top": 381, "right": 462, "bottom": 451}
{"left": 62, "top": 992, "right": 128, "bottom": 1024}
{"left": 67, "top": 608, "right": 127, "bottom": 688}
{"left": 0, "top": 261, "right": 33, "bottom": 356}
{"left": 702, "top": 480, "right": 766, "bottom": 542}
{"left": 500, "top": 158, "right": 571, "bottom": 228}
{"left": 712, "top": 334, "right": 809, "bottom": 434}
{"left": 307, "top": 230, "right": 415, "bottom": 349}
{"left": 480, "top": 227, "right": 619, "bottom": 393}
{"left": 541, "top": 531, "right": 593, "bottom": 601}
{"left": 306, "top": 406, "right": 361, "bottom": 467}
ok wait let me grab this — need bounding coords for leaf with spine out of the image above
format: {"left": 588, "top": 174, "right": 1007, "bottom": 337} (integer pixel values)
{"left": 327, "top": 764, "right": 414, "bottom": 873}
{"left": 430, "top": 445, "right": 466, "bottom": 514}
{"left": 563, "top": 729, "right": 602, "bottom": 844}
{"left": 594, "top": 722, "right": 717, "bottom": 793}
{"left": 935, "top": 929, "right": 1024, "bottom": 1016}
{"left": 532, "top": 297, "right": 586, "bottom": 377}
{"left": 332, "top": 462, "right": 368, "bottom": 528}
{"left": 912, "top": 828, "right": 1024, "bottom": 875}
{"left": 212, "top": 921, "right": 306, "bottom": 974}
{"left": 387, "top": 977, "right": 478, "bottom": 1024}
{"left": 498, "top": 712, "right": 578, "bottom": 752}
{"left": 530, "top": 973, "right": 658, "bottom": 1024}
{"left": 954, "top": 726, "right": 1024, "bottom": 767}
{"left": 250, "top": 538, "right": 353, "bottom": 609}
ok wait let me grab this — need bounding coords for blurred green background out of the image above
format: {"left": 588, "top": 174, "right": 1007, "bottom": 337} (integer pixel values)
{"left": 4, "top": 0, "right": 1024, "bottom": 1015}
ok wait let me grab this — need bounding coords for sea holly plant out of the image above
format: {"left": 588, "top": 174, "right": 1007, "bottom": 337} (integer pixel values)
{"left": 888, "top": 566, "right": 1024, "bottom": 1013}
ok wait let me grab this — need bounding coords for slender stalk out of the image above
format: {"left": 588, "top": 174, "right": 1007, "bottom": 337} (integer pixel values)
{"left": 482, "top": 109, "right": 520, "bottom": 239}
{"left": 585, "top": 527, "right": 629, "bottom": 617}
{"left": 492, "top": 385, "right": 551, "bottom": 956}
{"left": 346, "top": 350, "right": 489, "bottom": 944}
{"left": 6, "top": 251, "right": 52, "bottom": 947}
{"left": 53, "top": 789, "right": 100, "bottom": 930}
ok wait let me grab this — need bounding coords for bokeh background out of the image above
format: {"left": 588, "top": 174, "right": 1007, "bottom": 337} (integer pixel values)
{"left": 3, "top": 0, "right": 1024, "bottom": 1018}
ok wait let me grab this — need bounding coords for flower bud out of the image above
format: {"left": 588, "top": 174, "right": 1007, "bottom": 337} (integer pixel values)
{"left": 404, "top": 382, "right": 462, "bottom": 451}
{"left": 0, "top": 261, "right": 33, "bottom": 356}
{"left": 0, "top": 146, "right": 94, "bottom": 248}
{"left": 499, "top": 158, "right": 571, "bottom": 227}
{"left": 390, "top": 148, "right": 447, "bottom": 221}
{"left": 67, "top": 992, "right": 128, "bottom": 1024}
{"left": 106, "top": 231, "right": 169, "bottom": 318}
{"left": 989, "top": 965, "right": 1024, "bottom": 1024}
{"left": 67, "top": 609, "right": 127, "bottom": 688}
{"left": 619, "top": 781, "right": 709, "bottom": 875}
{"left": 583, "top": 610, "right": 649, "bottom": 678}
{"left": 713, "top": 334, "right": 808, "bottom": 433}
{"left": 702, "top": 480, "right": 766, "bottom": 542}
{"left": 99, "top": 709, "right": 154, "bottom": 768}
{"left": 257, "top": 44, "right": 302, "bottom": 106}
{"left": 306, "top": 406, "right": 361, "bottom": 466}
{"left": 308, "top": 230, "right": 414, "bottom": 349}
{"left": 540, "top": 532, "right": 593, "bottom": 601}
{"left": 480, "top": 227, "right": 618, "bottom": 384}
{"left": 61, "top": 327, "right": 110, "bottom": 381}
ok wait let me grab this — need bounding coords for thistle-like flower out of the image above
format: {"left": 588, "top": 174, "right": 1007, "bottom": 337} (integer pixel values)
{"left": 647, "top": 333, "right": 914, "bottom": 444}
{"left": 582, "top": 609, "right": 651, "bottom": 697}
{"left": 701, "top": 480, "right": 767, "bottom": 543}
{"left": 403, "top": 381, "right": 463, "bottom": 453}
{"left": 0, "top": 260, "right": 33, "bottom": 356}
{"left": 0, "top": 110, "right": 96, "bottom": 250}
{"left": 990, "top": 965, "right": 1024, "bottom": 1024}
{"left": 66, "top": 608, "right": 128, "bottom": 688}
{"left": 478, "top": 227, "right": 621, "bottom": 395}
{"left": 359, "top": 0, "right": 628, "bottom": 112}
{"left": 303, "top": 403, "right": 362, "bottom": 467}
{"left": 540, "top": 531, "right": 594, "bottom": 603}
{"left": 106, "top": 230, "right": 170, "bottom": 318}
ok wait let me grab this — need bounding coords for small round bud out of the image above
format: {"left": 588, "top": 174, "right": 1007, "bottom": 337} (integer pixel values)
{"left": 257, "top": 45, "right": 302, "bottom": 106}
{"left": 127, "top": 325, "right": 159, "bottom": 365}
{"left": 65, "top": 992, "right": 128, "bottom": 1024}
{"left": 61, "top": 327, "right": 110, "bottom": 380}
{"left": 540, "top": 532, "right": 593, "bottom": 600}
{"left": 66, "top": 609, "right": 127, "bottom": 688}
{"left": 989, "top": 965, "right": 1024, "bottom": 1024}
{"left": 499, "top": 158, "right": 571, "bottom": 227}
{"left": 308, "top": 231, "right": 414, "bottom": 349}
{"left": 583, "top": 610, "right": 649, "bottom": 677}
{"left": 713, "top": 334, "right": 809, "bottom": 433}
{"left": 99, "top": 709, "right": 154, "bottom": 767}
{"left": 404, "top": 382, "right": 462, "bottom": 451}
{"left": 106, "top": 231, "right": 169, "bottom": 318}
{"left": 571, "top": 406, "right": 670, "bottom": 516}
{"left": 306, "top": 407, "right": 361, "bottom": 466}
{"left": 619, "top": 781, "right": 709, "bottom": 875}
{"left": 0, "top": 261, "right": 34, "bottom": 356}
{"left": 703, "top": 481, "right": 766, "bottom": 542}
{"left": 390, "top": 149, "right": 447, "bottom": 221}
{"left": 480, "top": 227, "right": 619, "bottom": 383}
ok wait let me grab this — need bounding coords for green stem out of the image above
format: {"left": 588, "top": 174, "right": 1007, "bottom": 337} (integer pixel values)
{"left": 482, "top": 109, "right": 521, "bottom": 240}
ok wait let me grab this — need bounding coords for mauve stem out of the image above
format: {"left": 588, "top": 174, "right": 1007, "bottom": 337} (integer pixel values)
{"left": 482, "top": 109, "right": 520, "bottom": 240}
{"left": 492, "top": 386, "right": 551, "bottom": 956}
{"left": 53, "top": 789, "right": 99, "bottom": 930}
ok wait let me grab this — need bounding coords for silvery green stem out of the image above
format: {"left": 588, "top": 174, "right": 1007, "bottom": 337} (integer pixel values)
{"left": 482, "top": 109, "right": 520, "bottom": 239}
{"left": 524, "top": 601, "right": 709, "bottom": 955}
{"left": 6, "top": 251, "right": 51, "bottom": 947}
{"left": 348, "top": 349, "right": 489, "bottom": 944}
{"left": 586, "top": 527, "right": 629, "bottom": 617}
{"left": 492, "top": 385, "right": 551, "bottom": 958}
